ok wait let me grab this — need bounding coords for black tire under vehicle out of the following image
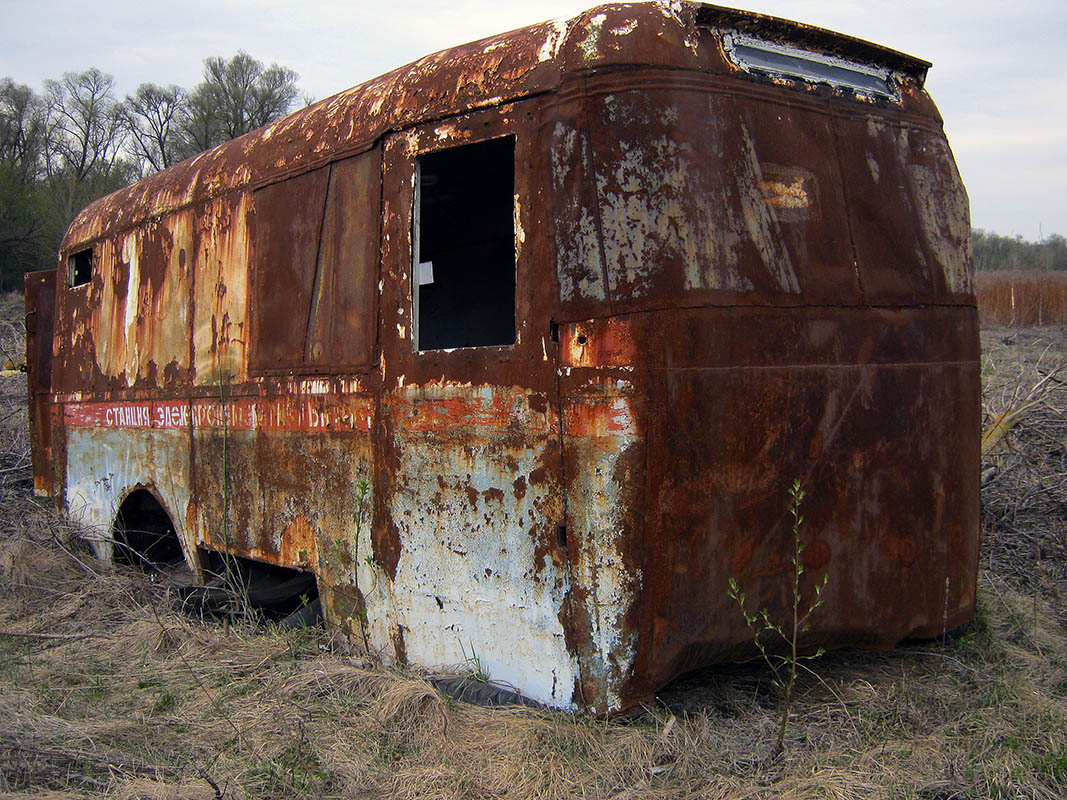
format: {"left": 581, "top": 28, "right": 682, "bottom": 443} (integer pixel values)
{"left": 183, "top": 548, "right": 320, "bottom": 622}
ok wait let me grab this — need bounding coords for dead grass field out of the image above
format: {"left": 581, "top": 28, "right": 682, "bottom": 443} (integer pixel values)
{"left": 2, "top": 292, "right": 1066, "bottom": 800}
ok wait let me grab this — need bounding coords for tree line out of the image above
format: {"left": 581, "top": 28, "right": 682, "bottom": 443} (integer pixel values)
{"left": 0, "top": 53, "right": 302, "bottom": 290}
{"left": 2, "top": 54, "right": 1064, "bottom": 294}
{"left": 972, "top": 229, "right": 1067, "bottom": 273}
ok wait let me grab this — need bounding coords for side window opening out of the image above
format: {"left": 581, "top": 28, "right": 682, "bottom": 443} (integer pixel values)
{"left": 414, "top": 135, "right": 516, "bottom": 351}
{"left": 69, "top": 247, "right": 93, "bottom": 288}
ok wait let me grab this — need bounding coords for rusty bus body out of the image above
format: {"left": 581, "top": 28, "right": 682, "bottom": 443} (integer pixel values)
{"left": 24, "top": 2, "right": 979, "bottom": 712}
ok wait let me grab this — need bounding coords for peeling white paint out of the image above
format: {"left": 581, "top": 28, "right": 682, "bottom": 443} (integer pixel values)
{"left": 300, "top": 378, "right": 331, "bottom": 395}
{"left": 737, "top": 125, "right": 801, "bottom": 293}
{"left": 121, "top": 233, "right": 140, "bottom": 385}
{"left": 538, "top": 17, "right": 570, "bottom": 63}
{"left": 435, "top": 124, "right": 458, "bottom": 141}
{"left": 578, "top": 13, "right": 607, "bottom": 61}
{"left": 369, "top": 382, "right": 578, "bottom": 708}
{"left": 909, "top": 158, "right": 972, "bottom": 293}
{"left": 563, "top": 384, "right": 642, "bottom": 711}
{"left": 866, "top": 152, "right": 881, "bottom": 183}
{"left": 65, "top": 428, "right": 193, "bottom": 564}
{"left": 551, "top": 122, "right": 607, "bottom": 303}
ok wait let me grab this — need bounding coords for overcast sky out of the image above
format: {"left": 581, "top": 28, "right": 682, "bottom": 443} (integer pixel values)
{"left": 2, "top": 0, "right": 1064, "bottom": 239}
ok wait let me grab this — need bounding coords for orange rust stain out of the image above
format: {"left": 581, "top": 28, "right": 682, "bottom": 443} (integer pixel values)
{"left": 279, "top": 515, "right": 317, "bottom": 569}
{"left": 804, "top": 539, "right": 831, "bottom": 570}
{"left": 884, "top": 535, "right": 917, "bottom": 567}
{"left": 562, "top": 317, "right": 637, "bottom": 368}
{"left": 563, "top": 397, "right": 637, "bottom": 437}
{"left": 192, "top": 193, "right": 250, "bottom": 385}
{"left": 729, "top": 536, "right": 756, "bottom": 574}
{"left": 396, "top": 387, "right": 543, "bottom": 433}
{"left": 756, "top": 176, "right": 811, "bottom": 209}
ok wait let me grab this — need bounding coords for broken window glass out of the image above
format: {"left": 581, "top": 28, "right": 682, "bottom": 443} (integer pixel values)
{"left": 723, "top": 34, "right": 894, "bottom": 99}
{"left": 69, "top": 248, "right": 93, "bottom": 287}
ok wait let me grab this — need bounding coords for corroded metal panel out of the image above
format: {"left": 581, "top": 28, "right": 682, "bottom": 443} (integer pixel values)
{"left": 63, "top": 425, "right": 193, "bottom": 563}
{"left": 310, "top": 150, "right": 381, "bottom": 371}
{"left": 53, "top": 216, "right": 193, "bottom": 395}
{"left": 548, "top": 94, "right": 609, "bottom": 316}
{"left": 249, "top": 167, "right": 329, "bottom": 372}
{"left": 629, "top": 306, "right": 980, "bottom": 698}
{"left": 363, "top": 102, "right": 576, "bottom": 707}
{"left": 835, "top": 117, "right": 973, "bottom": 303}
{"left": 192, "top": 193, "right": 250, "bottom": 386}
{"left": 188, "top": 387, "right": 376, "bottom": 568}
{"left": 24, "top": 270, "right": 55, "bottom": 495}
{"left": 376, "top": 383, "right": 575, "bottom": 705}
{"left": 557, "top": 368, "right": 646, "bottom": 713}
{"left": 579, "top": 76, "right": 866, "bottom": 310}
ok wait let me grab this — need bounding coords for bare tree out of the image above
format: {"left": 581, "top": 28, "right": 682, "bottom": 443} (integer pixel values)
{"left": 178, "top": 83, "right": 221, "bottom": 157}
{"left": 43, "top": 69, "right": 134, "bottom": 224}
{"left": 1, "top": 55, "right": 302, "bottom": 285}
{"left": 44, "top": 69, "right": 128, "bottom": 183}
{"left": 178, "top": 51, "right": 298, "bottom": 158}
{"left": 124, "top": 82, "right": 184, "bottom": 175}
{"left": 0, "top": 79, "right": 46, "bottom": 181}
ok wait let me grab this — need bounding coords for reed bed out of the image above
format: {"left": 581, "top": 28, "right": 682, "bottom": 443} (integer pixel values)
{"left": 976, "top": 270, "right": 1067, "bottom": 326}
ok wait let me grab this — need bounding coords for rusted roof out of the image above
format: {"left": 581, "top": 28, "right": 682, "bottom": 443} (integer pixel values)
{"left": 62, "top": 1, "right": 931, "bottom": 250}
{"left": 695, "top": 5, "right": 931, "bottom": 76}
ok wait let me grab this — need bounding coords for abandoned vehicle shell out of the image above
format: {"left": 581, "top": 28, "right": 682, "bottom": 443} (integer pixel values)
{"left": 26, "top": 2, "right": 978, "bottom": 712}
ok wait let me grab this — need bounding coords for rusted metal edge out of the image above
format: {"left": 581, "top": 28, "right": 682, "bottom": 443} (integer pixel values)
{"left": 61, "top": 1, "right": 935, "bottom": 254}
{"left": 694, "top": 3, "right": 931, "bottom": 79}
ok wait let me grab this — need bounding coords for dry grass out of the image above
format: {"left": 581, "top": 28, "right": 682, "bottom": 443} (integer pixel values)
{"left": 980, "top": 326, "right": 1067, "bottom": 619}
{"left": 1, "top": 290, "right": 1066, "bottom": 799}
{"left": 2, "top": 516, "right": 1066, "bottom": 799}
{"left": 0, "top": 292, "right": 29, "bottom": 493}
{"left": 976, "top": 271, "right": 1067, "bottom": 327}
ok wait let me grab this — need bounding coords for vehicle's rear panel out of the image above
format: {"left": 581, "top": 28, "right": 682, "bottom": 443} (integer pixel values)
{"left": 549, "top": 5, "right": 978, "bottom": 707}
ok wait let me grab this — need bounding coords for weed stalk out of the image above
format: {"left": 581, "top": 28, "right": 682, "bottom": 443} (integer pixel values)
{"left": 728, "top": 479, "right": 828, "bottom": 755}
{"left": 353, "top": 476, "right": 371, "bottom": 652}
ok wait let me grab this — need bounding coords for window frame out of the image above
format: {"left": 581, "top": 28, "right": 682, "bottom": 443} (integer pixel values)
{"left": 411, "top": 134, "right": 518, "bottom": 353}
{"left": 68, "top": 247, "right": 94, "bottom": 288}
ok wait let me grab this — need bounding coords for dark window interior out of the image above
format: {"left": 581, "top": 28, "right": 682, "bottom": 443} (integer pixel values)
{"left": 69, "top": 248, "right": 93, "bottom": 287}
{"left": 416, "top": 136, "right": 515, "bottom": 351}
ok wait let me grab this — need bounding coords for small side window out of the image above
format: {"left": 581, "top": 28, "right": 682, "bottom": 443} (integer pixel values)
{"left": 69, "top": 248, "right": 93, "bottom": 288}
{"left": 414, "top": 136, "right": 516, "bottom": 351}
